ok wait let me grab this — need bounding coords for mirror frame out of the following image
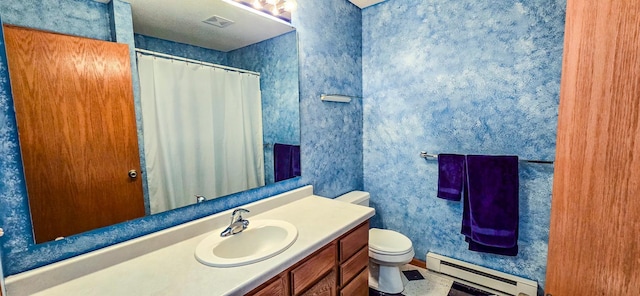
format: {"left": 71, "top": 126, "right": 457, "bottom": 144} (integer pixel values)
{"left": 0, "top": 0, "right": 303, "bottom": 276}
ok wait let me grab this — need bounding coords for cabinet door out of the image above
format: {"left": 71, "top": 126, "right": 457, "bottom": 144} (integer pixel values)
{"left": 545, "top": 0, "right": 640, "bottom": 294}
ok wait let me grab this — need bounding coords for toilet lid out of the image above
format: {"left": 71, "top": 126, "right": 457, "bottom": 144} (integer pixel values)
{"left": 369, "top": 228, "right": 413, "bottom": 254}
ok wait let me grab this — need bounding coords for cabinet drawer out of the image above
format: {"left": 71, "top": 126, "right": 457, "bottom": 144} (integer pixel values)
{"left": 340, "top": 267, "right": 369, "bottom": 296}
{"left": 340, "top": 246, "right": 368, "bottom": 286}
{"left": 300, "top": 270, "right": 337, "bottom": 296}
{"left": 339, "top": 221, "right": 369, "bottom": 262}
{"left": 291, "top": 243, "right": 337, "bottom": 295}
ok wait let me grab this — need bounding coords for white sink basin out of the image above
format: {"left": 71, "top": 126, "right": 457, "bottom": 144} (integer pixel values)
{"left": 195, "top": 219, "right": 298, "bottom": 267}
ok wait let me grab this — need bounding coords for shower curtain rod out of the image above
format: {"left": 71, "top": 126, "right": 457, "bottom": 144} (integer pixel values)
{"left": 134, "top": 48, "right": 260, "bottom": 76}
{"left": 419, "top": 151, "right": 554, "bottom": 164}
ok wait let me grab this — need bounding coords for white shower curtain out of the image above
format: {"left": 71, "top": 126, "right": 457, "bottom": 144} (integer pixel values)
{"left": 137, "top": 54, "right": 264, "bottom": 214}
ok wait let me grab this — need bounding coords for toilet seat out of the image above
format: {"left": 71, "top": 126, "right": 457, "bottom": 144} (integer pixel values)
{"left": 368, "top": 228, "right": 415, "bottom": 294}
{"left": 369, "top": 228, "right": 413, "bottom": 255}
{"left": 369, "top": 248, "right": 415, "bottom": 265}
{"left": 369, "top": 247, "right": 413, "bottom": 257}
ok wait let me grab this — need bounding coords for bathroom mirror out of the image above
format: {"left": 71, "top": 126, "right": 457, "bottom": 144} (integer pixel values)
{"left": 1, "top": 0, "right": 300, "bottom": 244}
{"left": 129, "top": 0, "right": 301, "bottom": 213}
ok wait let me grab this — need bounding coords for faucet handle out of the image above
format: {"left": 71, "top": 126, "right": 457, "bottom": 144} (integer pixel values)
{"left": 232, "top": 208, "right": 250, "bottom": 215}
{"left": 231, "top": 208, "right": 250, "bottom": 222}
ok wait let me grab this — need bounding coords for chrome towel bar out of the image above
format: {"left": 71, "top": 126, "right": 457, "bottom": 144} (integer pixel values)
{"left": 420, "top": 151, "right": 554, "bottom": 164}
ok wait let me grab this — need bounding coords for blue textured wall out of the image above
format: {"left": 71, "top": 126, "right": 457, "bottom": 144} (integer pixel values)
{"left": 109, "top": 0, "right": 152, "bottom": 216}
{"left": 0, "top": 17, "right": 34, "bottom": 266}
{"left": 295, "top": 0, "right": 363, "bottom": 197}
{"left": 0, "top": 0, "right": 111, "bottom": 41}
{"left": 228, "top": 31, "right": 300, "bottom": 184}
{"left": 362, "top": 0, "right": 565, "bottom": 289}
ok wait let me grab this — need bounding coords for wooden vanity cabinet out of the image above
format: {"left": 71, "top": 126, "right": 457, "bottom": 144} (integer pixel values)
{"left": 247, "top": 221, "right": 369, "bottom": 296}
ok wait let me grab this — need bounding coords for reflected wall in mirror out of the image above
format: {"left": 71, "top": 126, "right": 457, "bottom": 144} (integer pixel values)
{"left": 0, "top": 0, "right": 300, "bottom": 244}
{"left": 130, "top": 0, "right": 301, "bottom": 214}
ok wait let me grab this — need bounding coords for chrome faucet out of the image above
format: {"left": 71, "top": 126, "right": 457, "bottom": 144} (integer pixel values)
{"left": 220, "top": 208, "right": 250, "bottom": 237}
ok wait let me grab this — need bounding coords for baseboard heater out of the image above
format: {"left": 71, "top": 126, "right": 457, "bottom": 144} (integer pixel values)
{"left": 426, "top": 252, "right": 538, "bottom": 296}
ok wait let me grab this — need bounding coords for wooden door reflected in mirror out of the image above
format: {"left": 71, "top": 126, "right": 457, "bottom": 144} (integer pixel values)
{"left": 4, "top": 25, "right": 145, "bottom": 243}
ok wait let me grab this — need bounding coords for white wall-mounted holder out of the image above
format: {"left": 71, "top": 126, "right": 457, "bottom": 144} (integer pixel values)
{"left": 320, "top": 94, "right": 353, "bottom": 103}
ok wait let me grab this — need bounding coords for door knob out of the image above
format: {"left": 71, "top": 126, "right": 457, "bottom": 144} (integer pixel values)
{"left": 128, "top": 170, "right": 138, "bottom": 179}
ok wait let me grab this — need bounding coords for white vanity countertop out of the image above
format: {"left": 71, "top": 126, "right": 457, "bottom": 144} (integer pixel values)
{"left": 18, "top": 189, "right": 374, "bottom": 296}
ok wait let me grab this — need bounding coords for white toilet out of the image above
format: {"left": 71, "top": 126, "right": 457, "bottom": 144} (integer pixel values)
{"left": 335, "top": 191, "right": 415, "bottom": 294}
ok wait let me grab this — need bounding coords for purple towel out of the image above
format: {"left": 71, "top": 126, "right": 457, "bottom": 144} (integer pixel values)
{"left": 466, "top": 237, "right": 518, "bottom": 256}
{"left": 461, "top": 155, "right": 519, "bottom": 255}
{"left": 274, "top": 144, "right": 291, "bottom": 182}
{"left": 437, "top": 154, "right": 466, "bottom": 201}
{"left": 274, "top": 143, "right": 301, "bottom": 182}
{"left": 291, "top": 145, "right": 301, "bottom": 177}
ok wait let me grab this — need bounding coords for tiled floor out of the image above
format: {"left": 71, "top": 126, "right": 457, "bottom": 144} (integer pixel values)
{"left": 369, "top": 264, "right": 457, "bottom": 296}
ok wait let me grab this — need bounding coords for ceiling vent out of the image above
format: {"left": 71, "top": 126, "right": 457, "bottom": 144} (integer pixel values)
{"left": 202, "top": 15, "right": 235, "bottom": 28}
{"left": 349, "top": 0, "right": 387, "bottom": 9}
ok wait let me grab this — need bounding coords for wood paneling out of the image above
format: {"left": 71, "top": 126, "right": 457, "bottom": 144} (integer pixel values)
{"left": 3, "top": 25, "right": 145, "bottom": 243}
{"left": 545, "top": 0, "right": 640, "bottom": 294}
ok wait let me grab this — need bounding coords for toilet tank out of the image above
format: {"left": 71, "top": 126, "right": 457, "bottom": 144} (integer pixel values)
{"left": 335, "top": 191, "right": 370, "bottom": 207}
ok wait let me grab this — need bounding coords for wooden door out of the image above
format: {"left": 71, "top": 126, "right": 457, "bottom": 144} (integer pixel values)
{"left": 3, "top": 25, "right": 145, "bottom": 243}
{"left": 545, "top": 0, "right": 640, "bottom": 295}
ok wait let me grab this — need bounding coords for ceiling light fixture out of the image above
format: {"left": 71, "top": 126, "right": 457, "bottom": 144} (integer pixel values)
{"left": 231, "top": 0, "right": 297, "bottom": 22}
{"left": 283, "top": 0, "right": 297, "bottom": 12}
